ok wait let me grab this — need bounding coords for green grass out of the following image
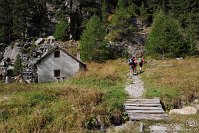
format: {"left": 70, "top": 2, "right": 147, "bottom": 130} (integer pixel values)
{"left": 139, "top": 57, "right": 199, "bottom": 133}
{"left": 0, "top": 59, "right": 129, "bottom": 132}
{"left": 141, "top": 57, "right": 199, "bottom": 110}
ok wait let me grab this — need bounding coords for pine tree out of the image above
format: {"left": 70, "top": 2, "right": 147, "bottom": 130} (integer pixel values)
{"left": 0, "top": 0, "right": 12, "bottom": 43}
{"left": 12, "top": 0, "right": 48, "bottom": 39}
{"left": 102, "top": 0, "right": 107, "bottom": 24}
{"left": 185, "top": 13, "right": 198, "bottom": 54}
{"left": 146, "top": 11, "right": 188, "bottom": 58}
{"left": 138, "top": 1, "right": 149, "bottom": 25}
{"left": 30, "top": 0, "right": 48, "bottom": 37}
{"left": 109, "top": 0, "right": 136, "bottom": 41}
{"left": 147, "top": 0, "right": 169, "bottom": 13}
{"left": 80, "top": 16, "right": 108, "bottom": 62}
{"left": 169, "top": 0, "right": 199, "bottom": 27}
{"left": 12, "top": 0, "right": 28, "bottom": 39}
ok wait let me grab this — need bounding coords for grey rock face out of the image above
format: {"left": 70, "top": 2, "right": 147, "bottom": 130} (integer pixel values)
{"left": 3, "top": 45, "right": 22, "bottom": 61}
{"left": 3, "top": 46, "right": 12, "bottom": 60}
{"left": 109, "top": 40, "right": 145, "bottom": 58}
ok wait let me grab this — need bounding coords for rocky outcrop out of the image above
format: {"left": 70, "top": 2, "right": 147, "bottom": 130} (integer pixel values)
{"left": 109, "top": 40, "right": 145, "bottom": 58}
{"left": 3, "top": 45, "right": 22, "bottom": 62}
{"left": 3, "top": 46, "right": 13, "bottom": 60}
{"left": 109, "top": 18, "right": 149, "bottom": 58}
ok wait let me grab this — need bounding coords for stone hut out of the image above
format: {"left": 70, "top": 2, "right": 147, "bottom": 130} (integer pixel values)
{"left": 34, "top": 46, "right": 86, "bottom": 83}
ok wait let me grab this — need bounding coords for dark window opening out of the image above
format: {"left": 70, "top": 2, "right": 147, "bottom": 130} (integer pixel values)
{"left": 54, "top": 70, "right": 60, "bottom": 77}
{"left": 54, "top": 50, "right": 60, "bottom": 58}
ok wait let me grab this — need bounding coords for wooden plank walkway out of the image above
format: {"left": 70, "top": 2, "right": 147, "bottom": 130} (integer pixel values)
{"left": 124, "top": 99, "right": 168, "bottom": 121}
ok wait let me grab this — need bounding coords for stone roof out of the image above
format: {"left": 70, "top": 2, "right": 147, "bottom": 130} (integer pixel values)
{"left": 35, "top": 46, "right": 86, "bottom": 68}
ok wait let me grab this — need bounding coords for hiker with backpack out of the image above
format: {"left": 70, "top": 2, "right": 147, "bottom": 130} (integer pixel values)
{"left": 137, "top": 56, "right": 144, "bottom": 73}
{"left": 128, "top": 56, "right": 137, "bottom": 76}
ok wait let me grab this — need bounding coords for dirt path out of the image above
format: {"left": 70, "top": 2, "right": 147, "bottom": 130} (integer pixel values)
{"left": 107, "top": 75, "right": 145, "bottom": 132}
{"left": 125, "top": 75, "right": 144, "bottom": 98}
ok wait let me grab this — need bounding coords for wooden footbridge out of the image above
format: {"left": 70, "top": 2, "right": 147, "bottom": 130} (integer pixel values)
{"left": 124, "top": 98, "right": 168, "bottom": 120}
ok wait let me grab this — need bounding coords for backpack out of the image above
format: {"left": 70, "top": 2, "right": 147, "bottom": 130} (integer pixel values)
{"left": 128, "top": 58, "right": 134, "bottom": 65}
{"left": 138, "top": 58, "right": 144, "bottom": 63}
{"left": 138, "top": 58, "right": 142, "bottom": 63}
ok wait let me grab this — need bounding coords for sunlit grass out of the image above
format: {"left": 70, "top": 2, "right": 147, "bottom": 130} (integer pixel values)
{"left": 142, "top": 57, "right": 199, "bottom": 110}
{"left": 0, "top": 59, "right": 129, "bottom": 132}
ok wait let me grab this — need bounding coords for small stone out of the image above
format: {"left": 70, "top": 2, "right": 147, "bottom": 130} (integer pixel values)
{"left": 193, "top": 99, "right": 199, "bottom": 104}
{"left": 195, "top": 105, "right": 199, "bottom": 110}
{"left": 139, "top": 122, "right": 144, "bottom": 132}
{"left": 149, "top": 125, "right": 167, "bottom": 133}
{"left": 176, "top": 57, "right": 183, "bottom": 60}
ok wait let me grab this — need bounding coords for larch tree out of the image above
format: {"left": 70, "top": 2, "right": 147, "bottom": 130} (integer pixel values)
{"left": 80, "top": 16, "right": 108, "bottom": 62}
{"left": 146, "top": 10, "right": 189, "bottom": 58}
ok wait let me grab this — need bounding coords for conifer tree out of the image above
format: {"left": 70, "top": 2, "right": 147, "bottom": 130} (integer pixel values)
{"left": 138, "top": 1, "right": 149, "bottom": 25}
{"left": 0, "top": 0, "right": 12, "bottom": 42}
{"left": 146, "top": 11, "right": 188, "bottom": 58}
{"left": 80, "top": 16, "right": 108, "bottom": 62}
{"left": 185, "top": 14, "right": 198, "bottom": 54}
{"left": 102, "top": 0, "right": 107, "bottom": 24}
{"left": 12, "top": 0, "right": 48, "bottom": 39}
{"left": 109, "top": 0, "right": 136, "bottom": 41}
{"left": 147, "top": 0, "right": 169, "bottom": 13}
{"left": 12, "top": 0, "right": 28, "bottom": 39}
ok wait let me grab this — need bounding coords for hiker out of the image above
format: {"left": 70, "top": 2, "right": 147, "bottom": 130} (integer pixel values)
{"left": 128, "top": 56, "right": 137, "bottom": 76}
{"left": 138, "top": 56, "right": 144, "bottom": 73}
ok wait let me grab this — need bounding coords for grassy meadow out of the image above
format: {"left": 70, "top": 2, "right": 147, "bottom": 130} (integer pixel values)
{"left": 1, "top": 57, "right": 199, "bottom": 132}
{"left": 0, "top": 59, "right": 129, "bottom": 133}
{"left": 142, "top": 57, "right": 199, "bottom": 110}
{"left": 140, "top": 57, "right": 199, "bottom": 132}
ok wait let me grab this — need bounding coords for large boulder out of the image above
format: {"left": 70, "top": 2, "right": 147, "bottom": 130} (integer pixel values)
{"left": 10, "top": 46, "right": 22, "bottom": 61}
{"left": 169, "top": 106, "right": 197, "bottom": 115}
{"left": 3, "top": 45, "right": 22, "bottom": 62}
{"left": 3, "top": 46, "right": 12, "bottom": 60}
